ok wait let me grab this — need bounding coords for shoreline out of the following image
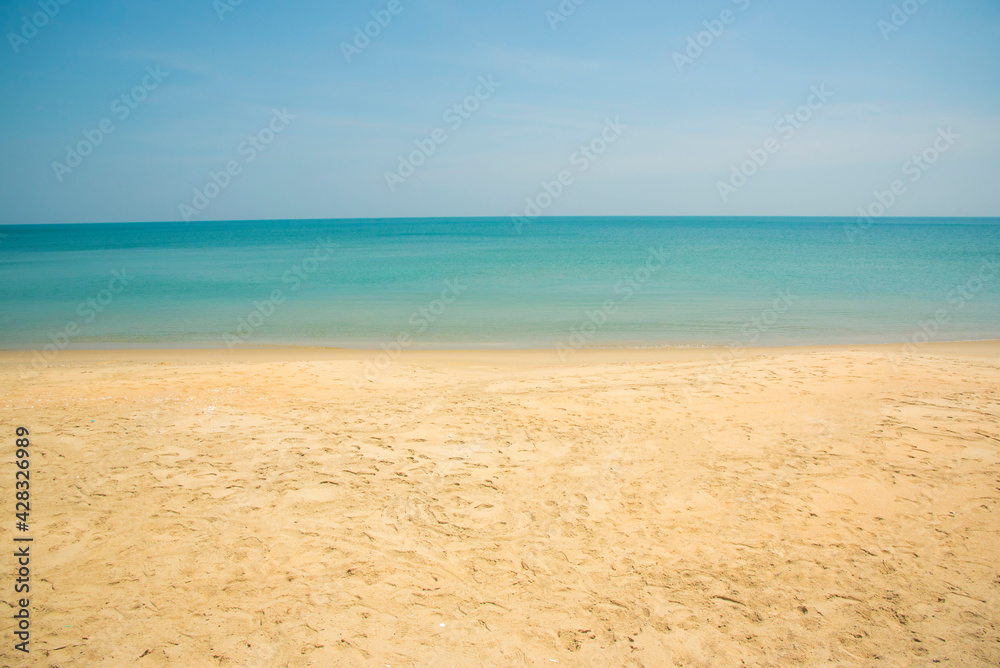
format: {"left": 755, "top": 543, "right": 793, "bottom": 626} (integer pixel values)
{"left": 1, "top": 338, "right": 998, "bottom": 366}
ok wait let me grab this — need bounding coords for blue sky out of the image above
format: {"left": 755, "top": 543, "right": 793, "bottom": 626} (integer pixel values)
{"left": 1, "top": 0, "right": 998, "bottom": 223}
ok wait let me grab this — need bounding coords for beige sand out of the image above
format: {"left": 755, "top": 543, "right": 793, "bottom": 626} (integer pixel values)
{"left": 1, "top": 342, "right": 999, "bottom": 666}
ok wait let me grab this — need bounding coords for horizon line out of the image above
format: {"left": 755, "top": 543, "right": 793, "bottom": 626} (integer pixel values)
{"left": 3, "top": 214, "right": 1000, "bottom": 227}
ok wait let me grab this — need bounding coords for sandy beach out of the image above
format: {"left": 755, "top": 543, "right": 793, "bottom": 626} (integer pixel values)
{"left": 1, "top": 342, "right": 999, "bottom": 666}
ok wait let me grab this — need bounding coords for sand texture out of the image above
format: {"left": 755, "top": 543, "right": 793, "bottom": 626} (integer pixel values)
{"left": 1, "top": 343, "right": 999, "bottom": 666}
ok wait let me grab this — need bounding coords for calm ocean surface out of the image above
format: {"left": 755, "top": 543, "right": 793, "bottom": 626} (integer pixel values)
{"left": 1, "top": 217, "right": 998, "bottom": 350}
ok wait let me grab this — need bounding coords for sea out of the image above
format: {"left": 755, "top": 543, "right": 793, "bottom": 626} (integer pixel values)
{"left": 0, "top": 217, "right": 998, "bottom": 350}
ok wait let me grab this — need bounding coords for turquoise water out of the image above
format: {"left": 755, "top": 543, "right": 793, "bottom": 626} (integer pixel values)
{"left": 0, "top": 217, "right": 998, "bottom": 349}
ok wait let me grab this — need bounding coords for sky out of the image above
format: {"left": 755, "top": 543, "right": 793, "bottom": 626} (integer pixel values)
{"left": 0, "top": 0, "right": 998, "bottom": 224}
